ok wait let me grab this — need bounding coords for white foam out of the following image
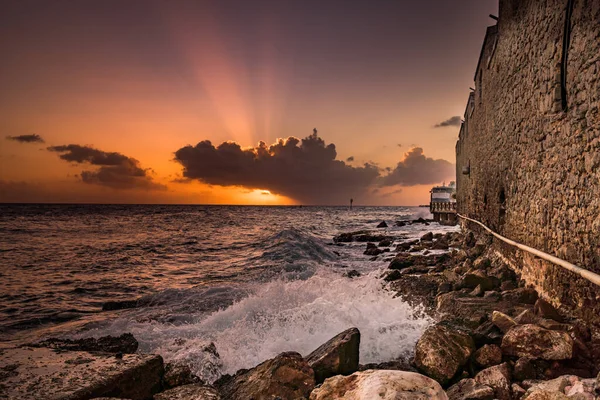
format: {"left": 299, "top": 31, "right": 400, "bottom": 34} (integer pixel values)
{"left": 82, "top": 268, "right": 432, "bottom": 382}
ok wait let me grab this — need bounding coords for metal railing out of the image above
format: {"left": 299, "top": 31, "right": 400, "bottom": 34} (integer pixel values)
{"left": 457, "top": 213, "right": 600, "bottom": 287}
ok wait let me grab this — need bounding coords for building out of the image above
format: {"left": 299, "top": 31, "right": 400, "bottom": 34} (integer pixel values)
{"left": 430, "top": 183, "right": 457, "bottom": 225}
{"left": 455, "top": 0, "right": 600, "bottom": 325}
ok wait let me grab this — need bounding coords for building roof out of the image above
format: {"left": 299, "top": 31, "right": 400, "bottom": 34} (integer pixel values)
{"left": 474, "top": 25, "right": 498, "bottom": 80}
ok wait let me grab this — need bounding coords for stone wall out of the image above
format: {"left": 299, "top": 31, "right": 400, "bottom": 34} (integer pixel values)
{"left": 456, "top": 0, "right": 600, "bottom": 325}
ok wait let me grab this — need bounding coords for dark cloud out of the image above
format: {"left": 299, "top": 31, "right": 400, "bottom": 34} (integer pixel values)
{"left": 6, "top": 134, "right": 45, "bottom": 143}
{"left": 380, "top": 147, "right": 455, "bottom": 187}
{"left": 346, "top": 156, "right": 355, "bottom": 162}
{"left": 433, "top": 116, "right": 462, "bottom": 128}
{"left": 174, "top": 133, "right": 380, "bottom": 204}
{"left": 48, "top": 144, "right": 166, "bottom": 191}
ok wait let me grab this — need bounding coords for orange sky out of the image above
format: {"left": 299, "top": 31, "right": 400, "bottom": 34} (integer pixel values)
{"left": 0, "top": 0, "right": 497, "bottom": 205}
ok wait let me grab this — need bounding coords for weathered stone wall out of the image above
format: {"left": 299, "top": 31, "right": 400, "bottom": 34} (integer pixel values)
{"left": 456, "top": 0, "right": 600, "bottom": 325}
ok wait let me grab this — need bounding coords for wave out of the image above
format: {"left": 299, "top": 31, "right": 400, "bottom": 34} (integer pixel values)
{"left": 76, "top": 267, "right": 432, "bottom": 383}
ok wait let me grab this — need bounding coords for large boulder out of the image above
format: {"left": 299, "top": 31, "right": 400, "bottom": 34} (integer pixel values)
{"left": 501, "top": 324, "right": 573, "bottom": 360}
{"left": 0, "top": 347, "right": 163, "bottom": 400}
{"left": 446, "top": 378, "right": 495, "bottom": 400}
{"left": 414, "top": 323, "right": 475, "bottom": 385}
{"left": 163, "top": 362, "right": 203, "bottom": 389}
{"left": 154, "top": 384, "right": 220, "bottom": 400}
{"left": 217, "top": 351, "right": 314, "bottom": 400}
{"left": 309, "top": 370, "right": 448, "bottom": 399}
{"left": 305, "top": 327, "right": 360, "bottom": 383}
{"left": 474, "top": 363, "right": 511, "bottom": 400}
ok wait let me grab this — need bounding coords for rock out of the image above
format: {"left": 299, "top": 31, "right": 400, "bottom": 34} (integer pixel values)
{"left": 515, "top": 309, "right": 540, "bottom": 325}
{"left": 389, "top": 255, "right": 415, "bottom": 270}
{"left": 463, "top": 232, "right": 476, "bottom": 248}
{"left": 0, "top": 347, "right": 163, "bottom": 400}
{"left": 421, "top": 232, "right": 434, "bottom": 241}
{"left": 512, "top": 383, "right": 527, "bottom": 399}
{"left": 309, "top": 369, "right": 448, "bottom": 399}
{"left": 474, "top": 363, "right": 511, "bottom": 400}
{"left": 534, "top": 299, "right": 563, "bottom": 322}
{"left": 467, "top": 243, "right": 487, "bottom": 259}
{"left": 414, "top": 323, "right": 475, "bottom": 385}
{"left": 377, "top": 220, "right": 388, "bottom": 228}
{"left": 473, "top": 257, "right": 492, "bottom": 270}
{"left": 501, "top": 324, "right": 573, "bottom": 360}
{"left": 358, "top": 360, "right": 416, "bottom": 373}
{"left": 163, "top": 362, "right": 202, "bottom": 389}
{"left": 383, "top": 269, "right": 402, "bottom": 282}
{"left": 472, "top": 321, "right": 504, "bottom": 347}
{"left": 364, "top": 243, "right": 383, "bottom": 256}
{"left": 33, "top": 333, "right": 139, "bottom": 354}
{"left": 396, "top": 221, "right": 407, "bottom": 227}
{"left": 446, "top": 378, "right": 494, "bottom": 400}
{"left": 154, "top": 384, "right": 220, "bottom": 400}
{"left": 306, "top": 327, "right": 360, "bottom": 384}
{"left": 436, "top": 292, "right": 500, "bottom": 329}
{"left": 502, "top": 288, "right": 539, "bottom": 304}
{"left": 218, "top": 351, "right": 314, "bottom": 400}
{"left": 470, "top": 284, "right": 484, "bottom": 297}
{"left": 333, "top": 231, "right": 392, "bottom": 243}
{"left": 473, "top": 344, "right": 503, "bottom": 368}
{"left": 523, "top": 391, "right": 569, "bottom": 399}
{"left": 432, "top": 239, "right": 450, "bottom": 250}
{"left": 514, "top": 357, "right": 537, "bottom": 381}
{"left": 438, "top": 282, "right": 453, "bottom": 295}
{"left": 500, "top": 280, "right": 517, "bottom": 291}
{"left": 491, "top": 310, "right": 517, "bottom": 333}
{"left": 344, "top": 269, "right": 361, "bottom": 279}
{"left": 460, "top": 271, "right": 500, "bottom": 291}
{"left": 378, "top": 238, "right": 392, "bottom": 247}
{"left": 396, "top": 239, "right": 419, "bottom": 251}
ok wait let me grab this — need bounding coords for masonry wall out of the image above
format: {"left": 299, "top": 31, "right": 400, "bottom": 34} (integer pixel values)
{"left": 456, "top": 0, "right": 600, "bottom": 325}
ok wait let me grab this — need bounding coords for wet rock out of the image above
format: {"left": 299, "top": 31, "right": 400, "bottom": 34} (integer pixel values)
{"left": 396, "top": 239, "right": 419, "bottom": 251}
{"left": 333, "top": 231, "right": 392, "bottom": 243}
{"left": 388, "top": 254, "right": 415, "bottom": 270}
{"left": 501, "top": 325, "right": 573, "bottom": 360}
{"left": 421, "top": 232, "right": 434, "bottom": 241}
{"left": 474, "top": 362, "right": 511, "bottom": 400}
{"left": 446, "top": 378, "right": 494, "bottom": 400}
{"left": 473, "top": 344, "right": 503, "bottom": 368}
{"left": 534, "top": 299, "right": 563, "bottom": 322}
{"left": 438, "top": 282, "right": 453, "bottom": 295}
{"left": 154, "top": 384, "right": 220, "bottom": 400}
{"left": 163, "top": 362, "right": 203, "bottom": 389}
{"left": 358, "top": 360, "right": 416, "bottom": 372}
{"left": 364, "top": 243, "right": 383, "bottom": 256}
{"left": 383, "top": 269, "right": 402, "bottom": 282}
{"left": 344, "top": 269, "right": 361, "bottom": 278}
{"left": 309, "top": 370, "right": 448, "bottom": 399}
{"left": 491, "top": 310, "right": 517, "bottom": 333}
{"left": 377, "top": 220, "right": 388, "bottom": 228}
{"left": 395, "top": 221, "right": 407, "bottom": 227}
{"left": 34, "top": 333, "right": 139, "bottom": 354}
{"left": 378, "top": 238, "right": 393, "bottom": 247}
{"left": 432, "top": 238, "right": 450, "bottom": 250}
{"left": 306, "top": 327, "right": 360, "bottom": 384}
{"left": 472, "top": 321, "right": 504, "bottom": 347}
{"left": 389, "top": 273, "right": 444, "bottom": 310}
{"left": 217, "top": 351, "right": 314, "bottom": 400}
{"left": 436, "top": 292, "right": 497, "bottom": 329}
{"left": 414, "top": 323, "right": 475, "bottom": 385}
{"left": 0, "top": 347, "right": 163, "bottom": 400}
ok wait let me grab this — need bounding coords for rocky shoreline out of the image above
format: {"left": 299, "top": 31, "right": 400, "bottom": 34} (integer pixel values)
{"left": 1, "top": 224, "right": 599, "bottom": 399}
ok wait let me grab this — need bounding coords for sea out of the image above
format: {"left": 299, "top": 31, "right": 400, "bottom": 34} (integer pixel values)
{"left": 0, "top": 204, "right": 458, "bottom": 382}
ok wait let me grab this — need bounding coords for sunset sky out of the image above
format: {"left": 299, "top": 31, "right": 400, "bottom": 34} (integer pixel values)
{"left": 0, "top": 0, "right": 497, "bottom": 205}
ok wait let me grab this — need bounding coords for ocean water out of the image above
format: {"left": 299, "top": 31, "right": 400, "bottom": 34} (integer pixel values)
{"left": 0, "top": 204, "right": 458, "bottom": 382}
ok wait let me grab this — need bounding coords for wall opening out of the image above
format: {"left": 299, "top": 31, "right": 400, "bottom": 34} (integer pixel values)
{"left": 498, "top": 187, "right": 507, "bottom": 226}
{"left": 560, "top": 0, "right": 575, "bottom": 111}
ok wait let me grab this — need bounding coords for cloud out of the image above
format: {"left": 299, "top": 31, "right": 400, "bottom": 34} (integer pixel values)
{"left": 6, "top": 134, "right": 45, "bottom": 143}
{"left": 379, "top": 147, "right": 455, "bottom": 187}
{"left": 397, "top": 144, "right": 402, "bottom": 147}
{"left": 346, "top": 156, "right": 354, "bottom": 162}
{"left": 433, "top": 116, "right": 462, "bottom": 128}
{"left": 48, "top": 144, "right": 166, "bottom": 191}
{"left": 174, "top": 133, "right": 380, "bottom": 204}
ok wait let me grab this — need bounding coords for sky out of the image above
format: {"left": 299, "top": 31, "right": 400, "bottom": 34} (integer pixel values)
{"left": 0, "top": 0, "right": 498, "bottom": 205}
